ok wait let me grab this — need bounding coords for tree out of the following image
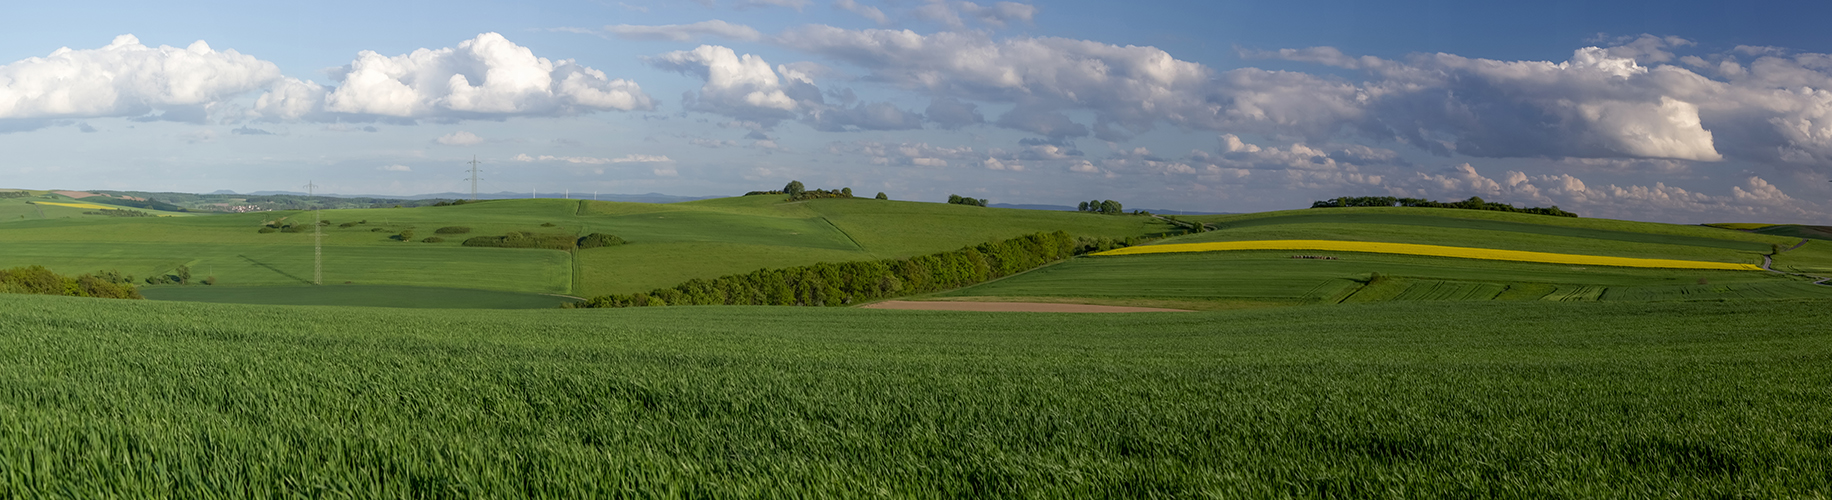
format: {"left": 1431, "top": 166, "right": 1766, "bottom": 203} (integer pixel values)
{"left": 875, "top": 192, "right": 888, "bottom": 200}
{"left": 841, "top": 187, "right": 853, "bottom": 197}
{"left": 1078, "top": 201, "right": 1089, "bottom": 211}
{"left": 174, "top": 265, "right": 191, "bottom": 285}
{"left": 784, "top": 180, "right": 806, "bottom": 198}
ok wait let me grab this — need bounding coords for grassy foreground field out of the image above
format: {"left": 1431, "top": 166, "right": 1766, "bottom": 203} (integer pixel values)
{"left": 0, "top": 293, "right": 1827, "bottom": 496}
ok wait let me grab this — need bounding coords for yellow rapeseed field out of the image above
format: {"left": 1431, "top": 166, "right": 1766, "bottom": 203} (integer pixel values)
{"left": 1093, "top": 240, "right": 1763, "bottom": 271}
{"left": 30, "top": 201, "right": 117, "bottom": 210}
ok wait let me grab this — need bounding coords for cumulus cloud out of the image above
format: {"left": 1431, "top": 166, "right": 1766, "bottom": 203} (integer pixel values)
{"left": 0, "top": 35, "right": 279, "bottom": 126}
{"left": 648, "top": 44, "right": 919, "bottom": 131}
{"left": 607, "top": 20, "right": 763, "bottom": 42}
{"left": 436, "top": 131, "right": 484, "bottom": 145}
{"left": 255, "top": 33, "right": 653, "bottom": 122}
{"left": 925, "top": 96, "right": 983, "bottom": 129}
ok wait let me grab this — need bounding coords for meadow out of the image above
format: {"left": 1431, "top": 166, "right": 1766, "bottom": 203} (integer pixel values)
{"left": 139, "top": 284, "right": 577, "bottom": 309}
{"left": 0, "top": 293, "right": 1826, "bottom": 496}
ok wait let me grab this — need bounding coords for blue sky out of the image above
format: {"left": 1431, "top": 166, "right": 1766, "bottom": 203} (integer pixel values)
{"left": 2, "top": 0, "right": 1829, "bottom": 222}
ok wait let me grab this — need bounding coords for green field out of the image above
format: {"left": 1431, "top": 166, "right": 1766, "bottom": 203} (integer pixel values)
{"left": 140, "top": 284, "right": 578, "bottom": 309}
{"left": 936, "top": 251, "right": 1832, "bottom": 309}
{"left": 1, "top": 293, "right": 1827, "bottom": 496}
{"left": 0, "top": 195, "right": 1169, "bottom": 301}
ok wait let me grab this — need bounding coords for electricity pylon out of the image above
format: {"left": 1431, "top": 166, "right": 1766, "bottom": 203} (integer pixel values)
{"left": 466, "top": 156, "right": 483, "bottom": 201}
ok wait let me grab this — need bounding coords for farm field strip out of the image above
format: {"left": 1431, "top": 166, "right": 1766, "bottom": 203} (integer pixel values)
{"left": 26, "top": 201, "right": 118, "bottom": 210}
{"left": 1097, "top": 239, "right": 1762, "bottom": 270}
{"left": 0, "top": 294, "right": 1828, "bottom": 496}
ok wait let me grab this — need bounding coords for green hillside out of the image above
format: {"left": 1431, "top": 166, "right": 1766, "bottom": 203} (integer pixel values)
{"left": 930, "top": 208, "right": 1831, "bottom": 308}
{"left": 0, "top": 195, "right": 1169, "bottom": 302}
{"left": 2, "top": 293, "right": 1827, "bottom": 496}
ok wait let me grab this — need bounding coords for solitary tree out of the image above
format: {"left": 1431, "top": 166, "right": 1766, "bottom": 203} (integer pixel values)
{"left": 875, "top": 192, "right": 888, "bottom": 200}
{"left": 784, "top": 180, "right": 806, "bottom": 198}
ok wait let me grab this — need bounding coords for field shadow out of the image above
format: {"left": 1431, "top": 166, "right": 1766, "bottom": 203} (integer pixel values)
{"left": 238, "top": 254, "right": 313, "bottom": 285}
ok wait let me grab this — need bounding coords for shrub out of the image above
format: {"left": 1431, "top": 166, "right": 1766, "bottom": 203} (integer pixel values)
{"left": 540, "top": 222, "right": 557, "bottom": 227}
{"left": 434, "top": 226, "right": 472, "bottom": 234}
{"left": 257, "top": 227, "right": 277, "bottom": 233}
{"left": 371, "top": 228, "right": 385, "bottom": 232}
{"left": 422, "top": 237, "right": 445, "bottom": 243}
{"left": 202, "top": 276, "right": 217, "bottom": 286}
{"left": 578, "top": 233, "right": 626, "bottom": 249}
{"left": 339, "top": 222, "right": 358, "bottom": 228}
{"left": 0, "top": 266, "right": 143, "bottom": 299}
{"left": 396, "top": 230, "right": 416, "bottom": 242}
{"left": 280, "top": 225, "right": 307, "bottom": 233}
{"left": 462, "top": 231, "right": 578, "bottom": 251}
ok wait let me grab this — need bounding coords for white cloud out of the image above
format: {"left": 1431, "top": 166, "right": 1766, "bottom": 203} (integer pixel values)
{"left": 607, "top": 20, "right": 764, "bottom": 42}
{"left": 378, "top": 164, "right": 412, "bottom": 172}
{"left": 647, "top": 44, "right": 918, "bottom": 131}
{"left": 738, "top": 0, "right": 810, "bottom": 10}
{"left": 912, "top": 1, "right": 1036, "bottom": 29}
{"left": 0, "top": 34, "right": 280, "bottom": 122}
{"left": 256, "top": 33, "right": 653, "bottom": 122}
{"left": 511, "top": 153, "right": 672, "bottom": 164}
{"left": 436, "top": 131, "right": 484, "bottom": 145}
{"left": 833, "top": 0, "right": 889, "bottom": 24}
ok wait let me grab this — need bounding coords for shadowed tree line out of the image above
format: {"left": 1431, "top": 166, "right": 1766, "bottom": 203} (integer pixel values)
{"left": 570, "top": 231, "right": 1118, "bottom": 308}
{"left": 1311, "top": 196, "right": 1578, "bottom": 217}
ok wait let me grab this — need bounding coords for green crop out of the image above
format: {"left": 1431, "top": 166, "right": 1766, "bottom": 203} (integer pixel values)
{"left": 0, "top": 294, "right": 1827, "bottom": 496}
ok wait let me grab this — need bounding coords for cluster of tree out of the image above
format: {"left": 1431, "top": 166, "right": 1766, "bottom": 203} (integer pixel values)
{"left": 1310, "top": 196, "right": 1579, "bottom": 217}
{"left": 422, "top": 237, "right": 445, "bottom": 243}
{"left": 947, "top": 194, "right": 988, "bottom": 207}
{"left": 84, "top": 209, "right": 153, "bottom": 217}
{"left": 430, "top": 199, "right": 480, "bottom": 207}
{"left": 0, "top": 266, "right": 143, "bottom": 299}
{"left": 434, "top": 226, "right": 472, "bottom": 234}
{"left": 745, "top": 181, "right": 865, "bottom": 201}
{"left": 570, "top": 232, "right": 1091, "bottom": 308}
{"left": 0, "top": 191, "right": 31, "bottom": 199}
{"left": 1078, "top": 200, "right": 1125, "bottom": 214}
{"left": 337, "top": 220, "right": 368, "bottom": 228}
{"left": 143, "top": 265, "right": 213, "bottom": 286}
{"left": 462, "top": 232, "right": 627, "bottom": 251}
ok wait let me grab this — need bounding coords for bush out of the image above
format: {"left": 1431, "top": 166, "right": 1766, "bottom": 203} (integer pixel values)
{"left": 578, "top": 233, "right": 626, "bottom": 249}
{"left": 396, "top": 230, "right": 415, "bottom": 242}
{"left": 339, "top": 222, "right": 358, "bottom": 228}
{"left": 540, "top": 222, "right": 557, "bottom": 227}
{"left": 422, "top": 237, "right": 445, "bottom": 243}
{"left": 371, "top": 228, "right": 385, "bottom": 232}
{"left": 280, "top": 225, "right": 308, "bottom": 233}
{"left": 434, "top": 226, "right": 472, "bottom": 234}
{"left": 0, "top": 266, "right": 142, "bottom": 299}
{"left": 875, "top": 192, "right": 888, "bottom": 200}
{"left": 257, "top": 227, "right": 277, "bottom": 233}
{"left": 462, "top": 231, "right": 578, "bottom": 251}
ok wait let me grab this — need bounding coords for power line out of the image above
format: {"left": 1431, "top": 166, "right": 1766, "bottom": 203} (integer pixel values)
{"left": 304, "top": 180, "right": 321, "bottom": 286}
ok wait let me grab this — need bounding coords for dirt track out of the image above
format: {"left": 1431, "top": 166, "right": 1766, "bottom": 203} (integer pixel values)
{"left": 861, "top": 300, "right": 1193, "bottom": 313}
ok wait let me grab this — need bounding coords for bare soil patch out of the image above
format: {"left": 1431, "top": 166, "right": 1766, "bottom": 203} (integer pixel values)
{"left": 52, "top": 190, "right": 100, "bottom": 198}
{"left": 862, "top": 300, "right": 1192, "bottom": 313}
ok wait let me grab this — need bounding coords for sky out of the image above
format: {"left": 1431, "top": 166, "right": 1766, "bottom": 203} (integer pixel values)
{"left": 2, "top": 0, "right": 1830, "bottom": 223}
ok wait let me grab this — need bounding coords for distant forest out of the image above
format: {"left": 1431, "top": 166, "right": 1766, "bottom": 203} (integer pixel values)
{"left": 1311, "top": 196, "right": 1578, "bottom": 217}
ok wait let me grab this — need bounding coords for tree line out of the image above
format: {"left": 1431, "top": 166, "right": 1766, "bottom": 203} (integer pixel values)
{"left": 461, "top": 231, "right": 625, "bottom": 251}
{"left": 1078, "top": 200, "right": 1124, "bottom": 214}
{"left": 0, "top": 266, "right": 142, "bottom": 299}
{"left": 947, "top": 194, "right": 988, "bottom": 207}
{"left": 570, "top": 231, "right": 1104, "bottom": 308}
{"left": 1310, "top": 196, "right": 1579, "bottom": 217}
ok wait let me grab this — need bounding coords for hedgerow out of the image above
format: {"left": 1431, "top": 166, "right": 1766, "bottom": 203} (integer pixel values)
{"left": 462, "top": 231, "right": 579, "bottom": 251}
{"left": 570, "top": 231, "right": 1082, "bottom": 308}
{"left": 0, "top": 266, "right": 142, "bottom": 299}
